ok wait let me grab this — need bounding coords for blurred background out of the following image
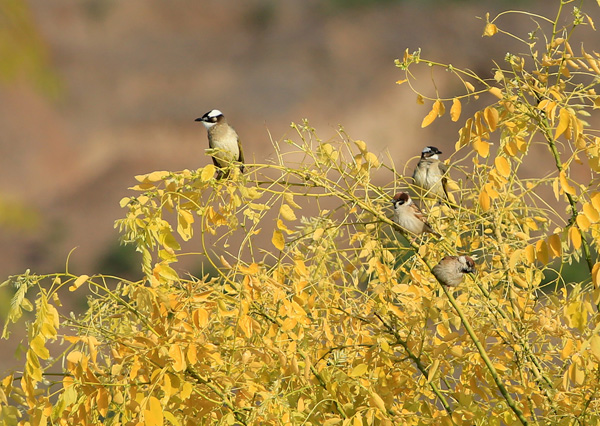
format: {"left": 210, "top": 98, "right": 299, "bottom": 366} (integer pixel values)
{"left": 0, "top": 0, "right": 598, "bottom": 371}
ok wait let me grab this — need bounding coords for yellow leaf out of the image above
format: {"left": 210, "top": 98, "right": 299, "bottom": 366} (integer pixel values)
{"left": 587, "top": 14, "right": 596, "bottom": 31}
{"left": 484, "top": 106, "right": 499, "bottom": 131}
{"left": 284, "top": 192, "right": 302, "bottom": 209}
{"left": 272, "top": 229, "right": 285, "bottom": 251}
{"left": 238, "top": 315, "right": 257, "bottom": 338}
{"left": 503, "top": 139, "right": 517, "bottom": 156}
{"left": 583, "top": 202, "right": 599, "bottom": 223}
{"left": 465, "top": 81, "right": 475, "bottom": 92}
{"left": 547, "top": 234, "right": 562, "bottom": 258}
{"left": 509, "top": 249, "right": 523, "bottom": 269}
{"left": 312, "top": 228, "right": 325, "bottom": 241}
{"left": 66, "top": 351, "right": 83, "bottom": 365}
{"left": 591, "top": 192, "right": 600, "bottom": 211}
{"left": 369, "top": 391, "right": 386, "bottom": 412}
{"left": 280, "top": 204, "right": 297, "bottom": 221}
{"left": 69, "top": 274, "right": 89, "bottom": 292}
{"left": 494, "top": 157, "right": 511, "bottom": 177}
{"left": 363, "top": 152, "right": 380, "bottom": 167}
{"left": 155, "top": 264, "right": 179, "bottom": 282}
{"left": 489, "top": 87, "right": 503, "bottom": 99}
{"left": 561, "top": 339, "right": 574, "bottom": 360}
{"left": 193, "top": 308, "right": 209, "bottom": 328}
{"left": 564, "top": 300, "right": 587, "bottom": 331}
{"left": 456, "top": 118, "right": 472, "bottom": 149}
{"left": 200, "top": 164, "right": 216, "bottom": 181}
{"left": 168, "top": 345, "right": 186, "bottom": 372}
{"left": 450, "top": 98, "right": 461, "bottom": 122}
{"left": 163, "top": 412, "right": 181, "bottom": 426}
{"left": 577, "top": 214, "right": 590, "bottom": 231}
{"left": 349, "top": 363, "right": 369, "bottom": 377}
{"left": 479, "top": 189, "right": 491, "bottom": 212}
{"left": 483, "top": 22, "right": 498, "bottom": 37}
{"left": 427, "top": 359, "right": 440, "bottom": 383}
{"left": 145, "top": 396, "right": 164, "bottom": 426}
{"left": 525, "top": 245, "right": 536, "bottom": 264}
{"left": 421, "top": 106, "right": 438, "bottom": 128}
{"left": 354, "top": 140, "right": 368, "bottom": 154}
{"left": 592, "top": 262, "right": 600, "bottom": 288}
{"left": 26, "top": 350, "right": 43, "bottom": 382}
{"left": 396, "top": 79, "right": 407, "bottom": 85}
{"left": 473, "top": 139, "right": 490, "bottom": 157}
{"left": 281, "top": 317, "right": 297, "bottom": 331}
{"left": 97, "top": 387, "right": 109, "bottom": 417}
{"left": 177, "top": 209, "right": 194, "bottom": 241}
{"left": 512, "top": 275, "right": 528, "bottom": 289}
{"left": 485, "top": 182, "right": 499, "bottom": 199}
{"left": 569, "top": 226, "right": 582, "bottom": 250}
{"left": 559, "top": 171, "right": 577, "bottom": 195}
{"left": 220, "top": 255, "right": 232, "bottom": 269}
{"left": 159, "top": 230, "right": 181, "bottom": 252}
{"left": 135, "top": 171, "right": 169, "bottom": 183}
{"left": 433, "top": 99, "right": 445, "bottom": 117}
{"left": 590, "top": 335, "right": 600, "bottom": 363}
{"left": 31, "top": 335, "right": 50, "bottom": 360}
{"left": 536, "top": 239, "right": 549, "bottom": 265}
{"left": 555, "top": 108, "right": 571, "bottom": 140}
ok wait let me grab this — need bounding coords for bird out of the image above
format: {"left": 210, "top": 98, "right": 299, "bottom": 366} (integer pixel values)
{"left": 432, "top": 255, "right": 476, "bottom": 287}
{"left": 391, "top": 192, "right": 440, "bottom": 238}
{"left": 195, "top": 109, "right": 244, "bottom": 179}
{"left": 412, "top": 146, "right": 450, "bottom": 204}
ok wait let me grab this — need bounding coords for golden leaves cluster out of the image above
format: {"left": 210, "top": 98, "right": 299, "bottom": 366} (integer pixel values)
{"left": 3, "top": 4, "right": 600, "bottom": 426}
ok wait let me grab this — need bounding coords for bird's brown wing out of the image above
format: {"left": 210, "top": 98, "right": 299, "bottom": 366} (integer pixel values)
{"left": 237, "top": 137, "right": 245, "bottom": 172}
{"left": 411, "top": 203, "right": 441, "bottom": 238}
{"left": 438, "top": 161, "right": 452, "bottom": 204}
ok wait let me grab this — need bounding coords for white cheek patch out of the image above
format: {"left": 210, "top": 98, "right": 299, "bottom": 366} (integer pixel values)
{"left": 202, "top": 121, "right": 216, "bottom": 130}
{"left": 208, "top": 109, "right": 223, "bottom": 118}
{"left": 429, "top": 154, "right": 439, "bottom": 160}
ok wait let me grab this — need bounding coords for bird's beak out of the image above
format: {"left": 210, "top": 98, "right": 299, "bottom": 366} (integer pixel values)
{"left": 194, "top": 118, "right": 203, "bottom": 122}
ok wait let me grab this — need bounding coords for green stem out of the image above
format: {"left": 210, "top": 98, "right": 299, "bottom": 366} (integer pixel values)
{"left": 541, "top": 121, "right": 594, "bottom": 273}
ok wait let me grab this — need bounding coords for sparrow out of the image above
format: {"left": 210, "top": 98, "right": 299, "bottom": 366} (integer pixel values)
{"left": 432, "top": 255, "right": 476, "bottom": 287}
{"left": 412, "top": 146, "right": 450, "bottom": 203}
{"left": 391, "top": 192, "right": 440, "bottom": 238}
{"left": 195, "top": 109, "right": 245, "bottom": 179}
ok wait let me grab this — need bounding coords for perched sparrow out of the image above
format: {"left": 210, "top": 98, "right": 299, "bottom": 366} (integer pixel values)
{"left": 432, "top": 255, "right": 476, "bottom": 287}
{"left": 412, "top": 146, "right": 450, "bottom": 203}
{"left": 195, "top": 109, "right": 245, "bottom": 179}
{"left": 391, "top": 192, "right": 440, "bottom": 238}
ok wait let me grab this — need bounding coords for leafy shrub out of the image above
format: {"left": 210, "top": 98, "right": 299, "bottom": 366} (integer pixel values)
{"left": 2, "top": 3, "right": 600, "bottom": 425}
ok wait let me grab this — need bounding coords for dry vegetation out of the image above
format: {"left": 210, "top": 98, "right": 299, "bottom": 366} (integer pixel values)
{"left": 2, "top": 2, "right": 600, "bottom": 425}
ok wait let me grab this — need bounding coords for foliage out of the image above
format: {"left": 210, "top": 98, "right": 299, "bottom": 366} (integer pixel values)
{"left": 2, "top": 2, "right": 600, "bottom": 426}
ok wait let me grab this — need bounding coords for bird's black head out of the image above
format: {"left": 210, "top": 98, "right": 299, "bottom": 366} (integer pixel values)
{"left": 421, "top": 146, "right": 442, "bottom": 159}
{"left": 195, "top": 109, "right": 224, "bottom": 124}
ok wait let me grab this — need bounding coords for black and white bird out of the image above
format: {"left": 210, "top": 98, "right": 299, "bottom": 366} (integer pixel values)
{"left": 391, "top": 192, "right": 440, "bottom": 238}
{"left": 195, "top": 109, "right": 245, "bottom": 179}
{"left": 412, "top": 146, "right": 450, "bottom": 203}
{"left": 432, "top": 255, "right": 476, "bottom": 287}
